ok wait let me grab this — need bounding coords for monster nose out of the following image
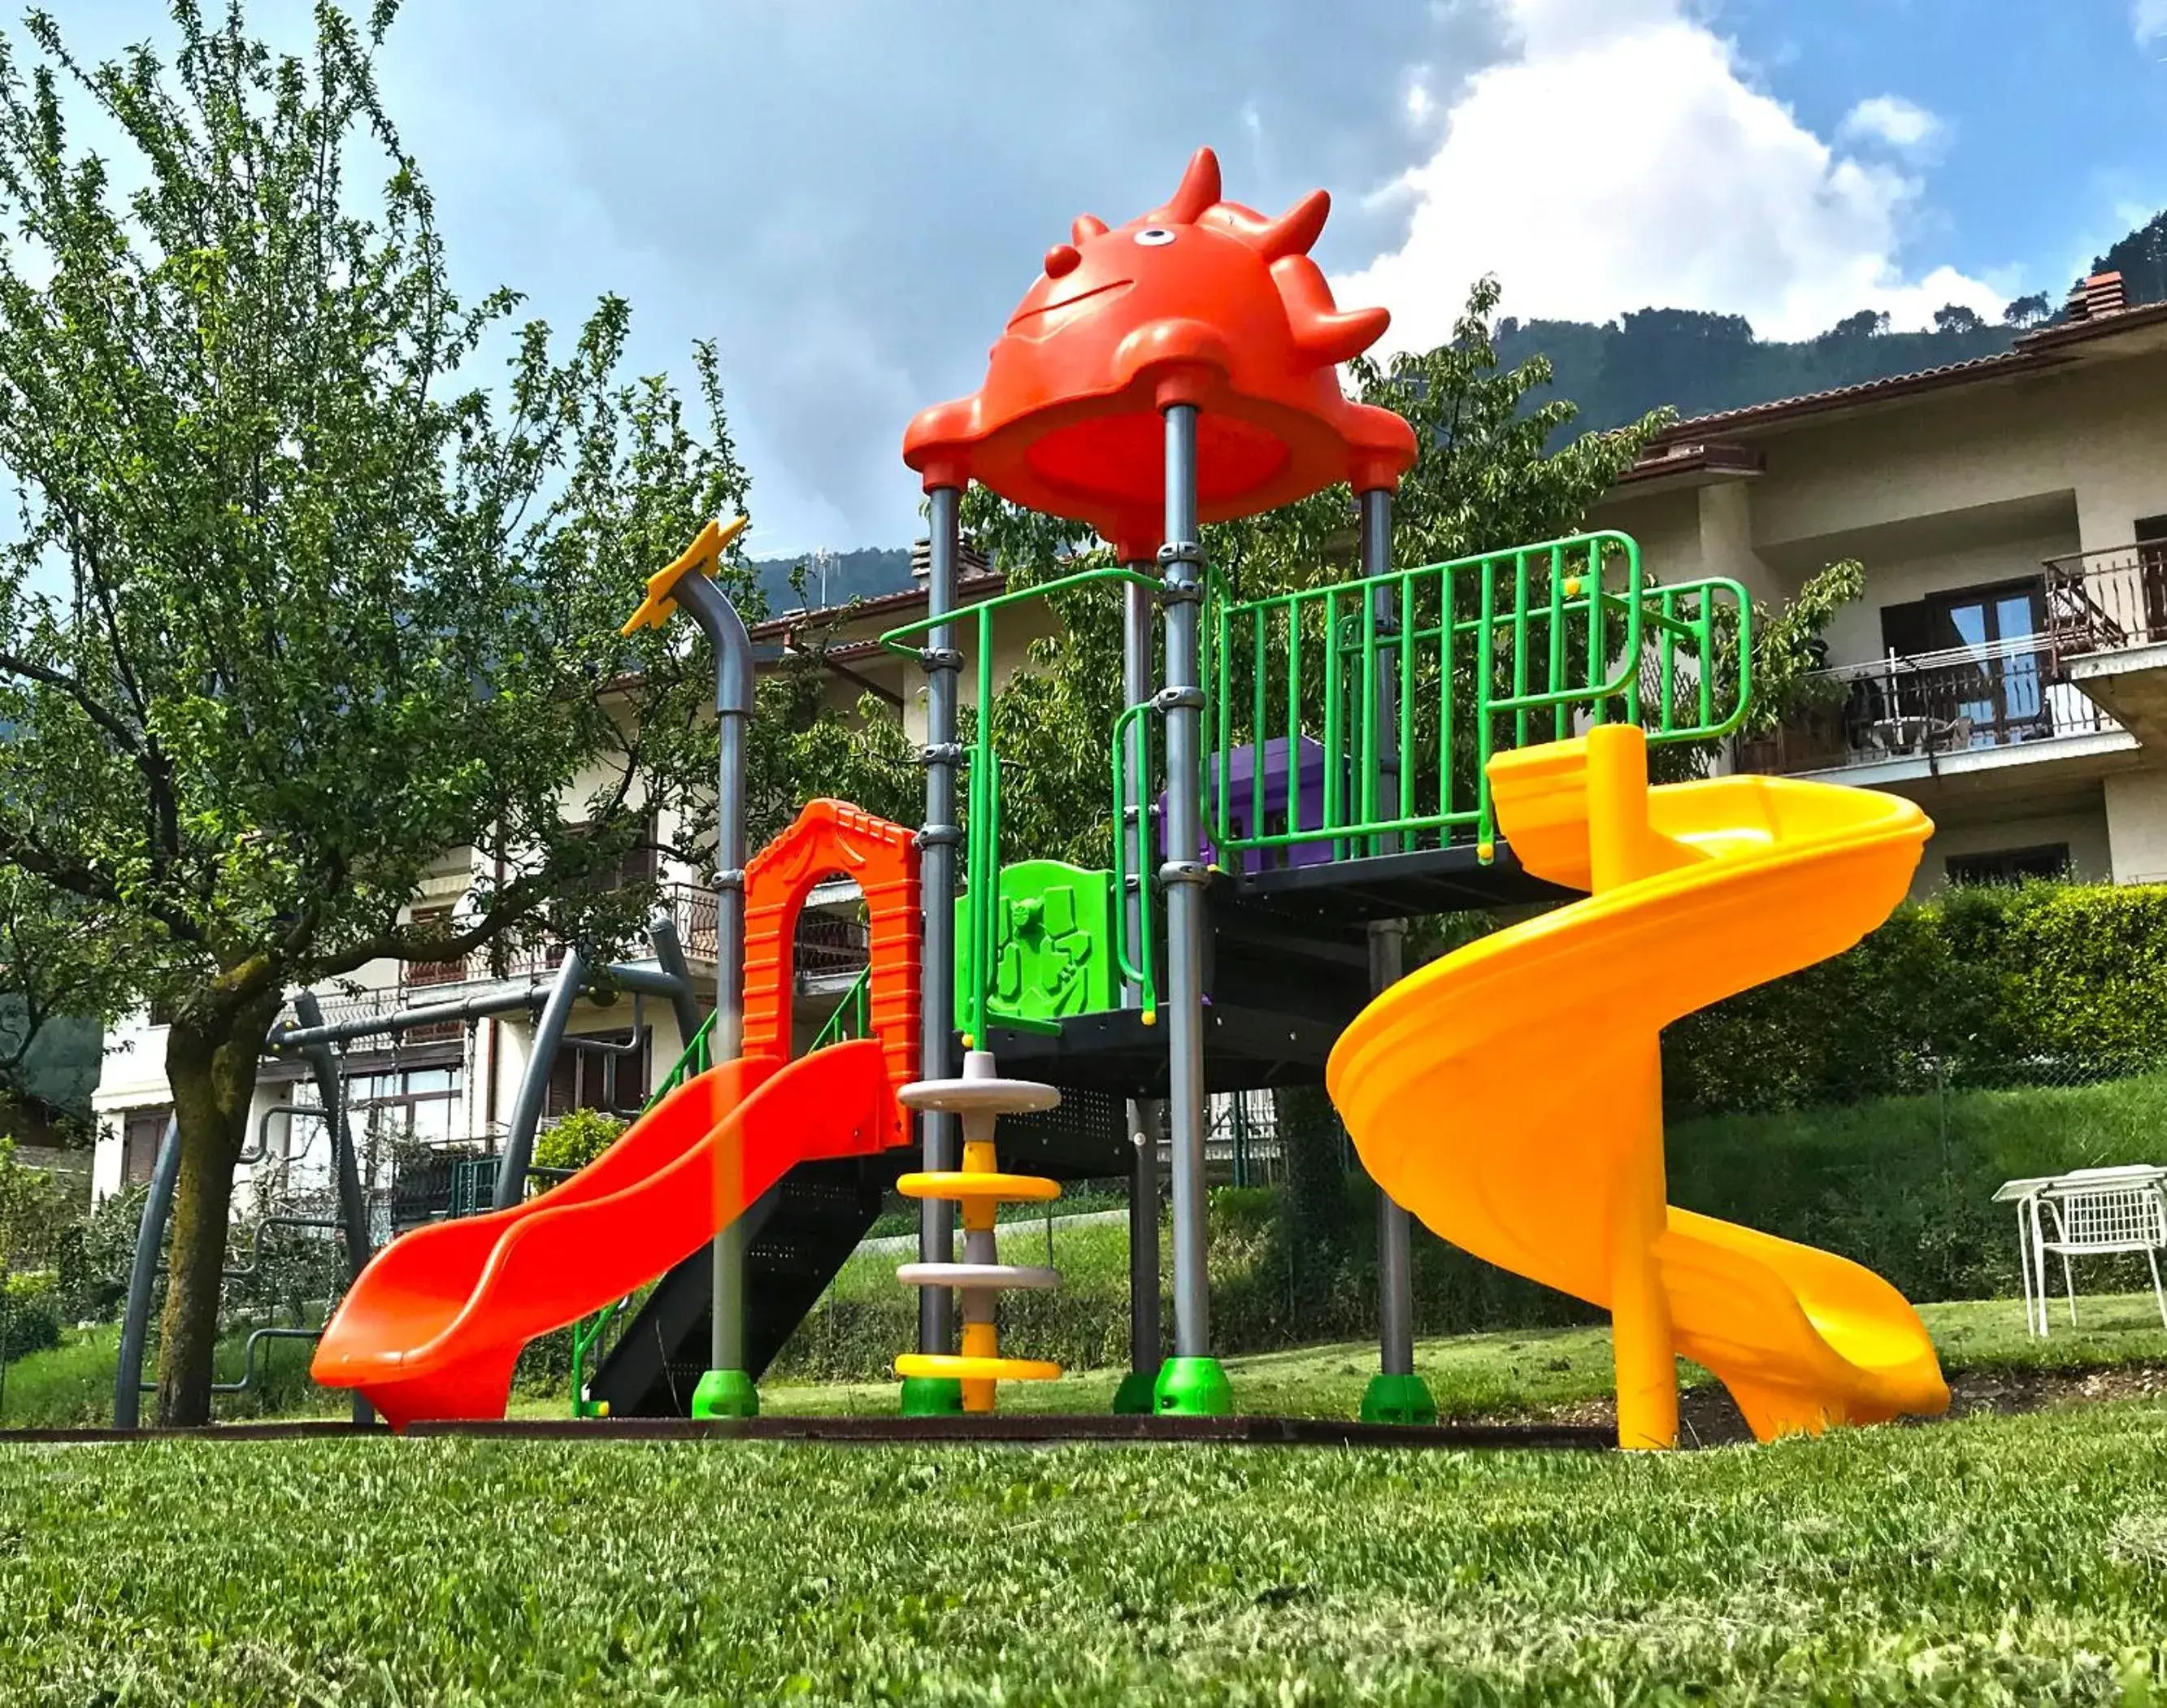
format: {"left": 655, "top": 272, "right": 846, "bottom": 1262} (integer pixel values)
{"left": 1043, "top": 243, "right": 1081, "bottom": 279}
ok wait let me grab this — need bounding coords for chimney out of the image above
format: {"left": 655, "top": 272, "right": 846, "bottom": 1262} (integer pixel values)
{"left": 910, "top": 536, "right": 990, "bottom": 585}
{"left": 2066, "top": 271, "right": 2127, "bottom": 323}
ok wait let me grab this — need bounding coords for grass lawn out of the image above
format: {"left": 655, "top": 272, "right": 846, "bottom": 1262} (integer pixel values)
{"left": 753, "top": 1290, "right": 2167, "bottom": 1423}
{"left": 0, "top": 1402, "right": 2162, "bottom": 1703}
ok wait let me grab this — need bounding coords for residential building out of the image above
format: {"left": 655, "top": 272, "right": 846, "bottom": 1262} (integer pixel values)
{"left": 1592, "top": 272, "right": 2167, "bottom": 892}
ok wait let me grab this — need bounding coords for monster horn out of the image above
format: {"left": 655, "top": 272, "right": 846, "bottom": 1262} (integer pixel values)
{"left": 1275, "top": 254, "right": 1392, "bottom": 366}
{"left": 1071, "top": 213, "right": 1110, "bottom": 244}
{"left": 1256, "top": 189, "right": 1330, "bottom": 261}
{"left": 1153, "top": 146, "right": 1222, "bottom": 225}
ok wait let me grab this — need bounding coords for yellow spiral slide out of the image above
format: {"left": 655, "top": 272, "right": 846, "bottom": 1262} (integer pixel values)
{"left": 1327, "top": 724, "right": 1952, "bottom": 1448}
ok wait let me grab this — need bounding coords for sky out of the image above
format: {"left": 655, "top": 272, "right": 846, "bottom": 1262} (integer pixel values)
{"left": 50, "top": 0, "right": 2167, "bottom": 560}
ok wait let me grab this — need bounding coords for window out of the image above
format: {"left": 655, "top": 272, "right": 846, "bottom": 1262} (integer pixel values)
{"left": 1945, "top": 844, "right": 2070, "bottom": 886}
{"left": 545, "top": 1027, "right": 650, "bottom": 1118}
{"left": 1879, "top": 580, "right": 2050, "bottom": 746}
{"left": 2136, "top": 515, "right": 2167, "bottom": 641}
{"left": 119, "top": 1106, "right": 171, "bottom": 1185}
{"left": 405, "top": 904, "right": 465, "bottom": 990}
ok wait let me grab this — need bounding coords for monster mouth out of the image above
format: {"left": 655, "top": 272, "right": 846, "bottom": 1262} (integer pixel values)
{"left": 1005, "top": 278, "right": 1132, "bottom": 335}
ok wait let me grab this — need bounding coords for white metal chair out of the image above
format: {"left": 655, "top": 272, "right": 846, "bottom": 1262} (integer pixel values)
{"left": 2025, "top": 1166, "right": 2167, "bottom": 1336}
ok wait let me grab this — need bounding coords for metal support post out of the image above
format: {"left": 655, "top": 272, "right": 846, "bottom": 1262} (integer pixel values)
{"left": 113, "top": 1115, "right": 180, "bottom": 1428}
{"left": 1114, "top": 563, "right": 1164, "bottom": 1415}
{"left": 1353, "top": 485, "right": 1436, "bottom": 1425}
{"left": 495, "top": 946, "right": 588, "bottom": 1210}
{"left": 292, "top": 992, "right": 376, "bottom": 1428}
{"left": 669, "top": 565, "right": 759, "bottom": 1419}
{"left": 902, "top": 485, "right": 966, "bottom": 1416}
{"left": 1153, "top": 402, "right": 1231, "bottom": 1417}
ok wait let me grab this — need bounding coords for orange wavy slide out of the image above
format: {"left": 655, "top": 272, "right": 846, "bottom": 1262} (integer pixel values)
{"left": 313, "top": 1040, "right": 897, "bottom": 1430}
{"left": 1328, "top": 724, "right": 1952, "bottom": 1448}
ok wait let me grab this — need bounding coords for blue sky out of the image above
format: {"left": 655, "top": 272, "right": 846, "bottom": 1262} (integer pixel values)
{"left": 47, "top": 1, "right": 2167, "bottom": 558}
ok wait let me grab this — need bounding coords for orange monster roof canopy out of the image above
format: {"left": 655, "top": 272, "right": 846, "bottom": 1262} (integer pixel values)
{"left": 902, "top": 147, "right": 1418, "bottom": 563}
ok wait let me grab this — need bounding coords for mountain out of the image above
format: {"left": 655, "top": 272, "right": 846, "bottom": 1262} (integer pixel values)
{"left": 1498, "top": 204, "right": 2165, "bottom": 437}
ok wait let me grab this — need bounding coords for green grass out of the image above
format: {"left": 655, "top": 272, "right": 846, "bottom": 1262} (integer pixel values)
{"left": 0, "top": 1317, "right": 339, "bottom": 1429}
{"left": 755, "top": 1291, "right": 2167, "bottom": 1422}
{"left": 2, "top": 1404, "right": 2164, "bottom": 1702}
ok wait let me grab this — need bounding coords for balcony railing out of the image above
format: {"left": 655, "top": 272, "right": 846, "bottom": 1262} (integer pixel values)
{"left": 2045, "top": 544, "right": 2167, "bottom": 658}
{"left": 384, "top": 883, "right": 723, "bottom": 1002}
{"left": 1738, "top": 634, "right": 2117, "bottom": 775}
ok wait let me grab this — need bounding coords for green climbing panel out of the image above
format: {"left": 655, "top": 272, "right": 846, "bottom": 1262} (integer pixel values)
{"left": 955, "top": 858, "right": 1117, "bottom": 1032}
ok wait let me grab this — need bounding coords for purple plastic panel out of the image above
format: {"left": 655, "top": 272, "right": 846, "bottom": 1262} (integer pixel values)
{"left": 1160, "top": 736, "right": 1340, "bottom": 874}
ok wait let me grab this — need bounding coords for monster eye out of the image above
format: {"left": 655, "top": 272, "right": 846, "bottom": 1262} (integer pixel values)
{"left": 1134, "top": 227, "right": 1177, "bottom": 247}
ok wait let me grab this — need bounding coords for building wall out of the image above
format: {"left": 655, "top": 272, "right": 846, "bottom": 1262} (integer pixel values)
{"left": 1912, "top": 806, "right": 2114, "bottom": 897}
{"left": 2104, "top": 771, "right": 2167, "bottom": 886}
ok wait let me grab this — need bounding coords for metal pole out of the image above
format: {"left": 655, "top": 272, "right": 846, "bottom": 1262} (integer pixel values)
{"left": 1116, "top": 567, "right": 1163, "bottom": 1415}
{"left": 904, "top": 486, "right": 964, "bottom": 1415}
{"left": 647, "top": 910, "right": 706, "bottom": 1053}
{"left": 1357, "top": 484, "right": 1435, "bottom": 1426}
{"left": 1155, "top": 402, "right": 1228, "bottom": 1415}
{"left": 113, "top": 1115, "right": 180, "bottom": 1428}
{"left": 292, "top": 993, "right": 376, "bottom": 1428}
{"left": 667, "top": 571, "right": 757, "bottom": 1416}
{"left": 494, "top": 946, "right": 587, "bottom": 1210}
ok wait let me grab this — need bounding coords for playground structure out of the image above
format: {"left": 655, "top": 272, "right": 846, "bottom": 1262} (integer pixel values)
{"left": 300, "top": 146, "right": 1952, "bottom": 1448}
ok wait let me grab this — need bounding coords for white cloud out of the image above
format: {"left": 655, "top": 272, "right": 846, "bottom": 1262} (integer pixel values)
{"left": 1840, "top": 95, "right": 1942, "bottom": 154}
{"left": 1337, "top": 0, "right": 2004, "bottom": 349}
{"left": 2135, "top": 1, "right": 2167, "bottom": 44}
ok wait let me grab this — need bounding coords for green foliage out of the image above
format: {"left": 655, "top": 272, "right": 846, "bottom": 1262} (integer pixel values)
{"left": 1496, "top": 303, "right": 2018, "bottom": 435}
{"left": 0, "top": 1409, "right": 2164, "bottom": 1700}
{"left": 0, "top": 1267, "right": 60, "bottom": 1354}
{"left": 50, "top": 1180, "right": 143, "bottom": 1323}
{"left": 530, "top": 1108, "right": 628, "bottom": 1175}
{"left": 1665, "top": 880, "right": 2167, "bottom": 1112}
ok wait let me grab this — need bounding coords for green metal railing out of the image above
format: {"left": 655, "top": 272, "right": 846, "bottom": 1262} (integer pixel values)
{"left": 880, "top": 564, "right": 1161, "bottom": 1047}
{"left": 807, "top": 965, "right": 872, "bottom": 1051}
{"left": 1110, "top": 700, "right": 1159, "bottom": 1023}
{"left": 569, "top": 1010, "right": 717, "bottom": 1416}
{"left": 1207, "top": 532, "right": 1751, "bottom": 863}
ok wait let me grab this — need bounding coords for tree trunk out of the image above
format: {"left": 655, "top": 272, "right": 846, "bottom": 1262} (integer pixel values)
{"left": 156, "top": 996, "right": 278, "bottom": 1425}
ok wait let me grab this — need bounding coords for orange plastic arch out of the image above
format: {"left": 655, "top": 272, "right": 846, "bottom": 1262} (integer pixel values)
{"left": 742, "top": 799, "right": 921, "bottom": 1141}
{"left": 902, "top": 146, "right": 1417, "bottom": 561}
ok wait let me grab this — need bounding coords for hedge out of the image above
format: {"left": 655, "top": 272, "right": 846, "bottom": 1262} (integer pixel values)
{"left": 1663, "top": 880, "right": 2167, "bottom": 1114}
{"left": 765, "top": 1064, "right": 2167, "bottom": 1384}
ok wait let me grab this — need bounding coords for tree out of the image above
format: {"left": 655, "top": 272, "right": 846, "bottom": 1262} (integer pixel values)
{"left": 2002, "top": 292, "right": 2052, "bottom": 329}
{"left": 0, "top": 2, "right": 746, "bottom": 1420}
{"left": 1824, "top": 309, "right": 1891, "bottom": 341}
{"left": 1933, "top": 304, "right": 1987, "bottom": 337}
{"left": 2090, "top": 206, "right": 2167, "bottom": 309}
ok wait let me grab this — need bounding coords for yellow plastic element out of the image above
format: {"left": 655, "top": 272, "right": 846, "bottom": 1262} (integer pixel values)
{"left": 1563, "top": 576, "right": 1583, "bottom": 597}
{"left": 895, "top": 1353, "right": 1065, "bottom": 1384}
{"left": 893, "top": 1126, "right": 1063, "bottom": 1411}
{"left": 896, "top": 1171, "right": 1064, "bottom": 1203}
{"left": 1327, "top": 724, "right": 1952, "bottom": 1449}
{"left": 620, "top": 515, "right": 749, "bottom": 636}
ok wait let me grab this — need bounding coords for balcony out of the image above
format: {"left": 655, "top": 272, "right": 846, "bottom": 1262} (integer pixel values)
{"left": 1737, "top": 637, "right": 2125, "bottom": 781}
{"left": 2043, "top": 544, "right": 2167, "bottom": 748}
{"left": 387, "top": 883, "right": 725, "bottom": 1005}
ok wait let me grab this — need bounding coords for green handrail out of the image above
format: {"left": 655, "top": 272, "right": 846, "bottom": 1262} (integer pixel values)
{"left": 808, "top": 965, "right": 872, "bottom": 1051}
{"left": 880, "top": 563, "right": 1160, "bottom": 1048}
{"left": 1110, "top": 701, "right": 1159, "bottom": 1022}
{"left": 1207, "top": 532, "right": 1751, "bottom": 862}
{"left": 569, "top": 1008, "right": 717, "bottom": 1416}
